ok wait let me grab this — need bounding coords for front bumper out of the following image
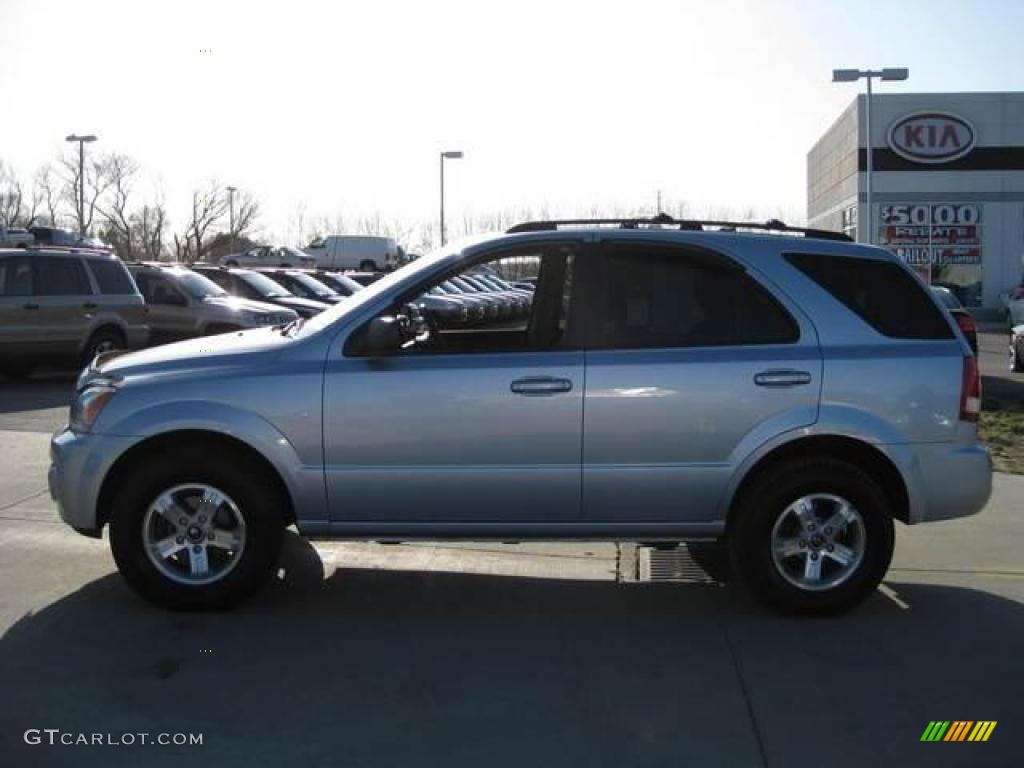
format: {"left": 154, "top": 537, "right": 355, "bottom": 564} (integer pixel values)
{"left": 49, "top": 427, "right": 135, "bottom": 536}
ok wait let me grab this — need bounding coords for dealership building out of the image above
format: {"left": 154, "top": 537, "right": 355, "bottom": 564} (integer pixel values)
{"left": 808, "top": 91, "right": 1024, "bottom": 312}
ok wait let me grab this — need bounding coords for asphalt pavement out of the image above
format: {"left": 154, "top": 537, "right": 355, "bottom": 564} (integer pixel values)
{"left": 0, "top": 335, "right": 1021, "bottom": 768}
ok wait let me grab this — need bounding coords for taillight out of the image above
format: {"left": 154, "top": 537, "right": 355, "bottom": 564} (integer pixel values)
{"left": 960, "top": 356, "right": 981, "bottom": 423}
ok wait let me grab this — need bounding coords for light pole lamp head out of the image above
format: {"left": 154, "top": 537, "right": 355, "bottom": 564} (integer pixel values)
{"left": 65, "top": 134, "right": 97, "bottom": 142}
{"left": 880, "top": 68, "right": 909, "bottom": 81}
{"left": 831, "top": 69, "right": 862, "bottom": 83}
{"left": 441, "top": 151, "right": 464, "bottom": 159}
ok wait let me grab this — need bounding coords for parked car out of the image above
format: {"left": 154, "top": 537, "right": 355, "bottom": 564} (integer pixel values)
{"left": 930, "top": 285, "right": 978, "bottom": 355}
{"left": 0, "top": 225, "right": 34, "bottom": 247}
{"left": 1010, "top": 325, "right": 1024, "bottom": 373}
{"left": 192, "top": 265, "right": 330, "bottom": 318}
{"left": 220, "top": 245, "right": 316, "bottom": 268}
{"left": 127, "top": 263, "right": 296, "bottom": 344}
{"left": 310, "top": 271, "right": 364, "bottom": 297}
{"left": 0, "top": 248, "right": 148, "bottom": 378}
{"left": 1003, "top": 281, "right": 1024, "bottom": 327}
{"left": 341, "top": 271, "right": 384, "bottom": 287}
{"left": 50, "top": 217, "right": 991, "bottom": 615}
{"left": 257, "top": 268, "right": 345, "bottom": 305}
{"left": 304, "top": 235, "right": 403, "bottom": 272}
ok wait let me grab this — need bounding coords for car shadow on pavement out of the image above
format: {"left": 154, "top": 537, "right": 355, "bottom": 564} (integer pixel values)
{"left": 0, "top": 374, "right": 76, "bottom": 415}
{"left": 0, "top": 533, "right": 1019, "bottom": 768}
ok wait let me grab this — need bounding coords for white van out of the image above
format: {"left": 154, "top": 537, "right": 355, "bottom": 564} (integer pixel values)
{"left": 303, "top": 235, "right": 403, "bottom": 272}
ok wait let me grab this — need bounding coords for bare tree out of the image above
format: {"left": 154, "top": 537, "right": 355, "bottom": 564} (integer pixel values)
{"left": 180, "top": 181, "right": 228, "bottom": 263}
{"left": 60, "top": 151, "right": 114, "bottom": 235}
{"left": 227, "top": 189, "right": 260, "bottom": 241}
{"left": 96, "top": 153, "right": 140, "bottom": 257}
{"left": 34, "top": 164, "right": 63, "bottom": 226}
{"left": 0, "top": 160, "right": 24, "bottom": 229}
{"left": 135, "top": 201, "right": 167, "bottom": 260}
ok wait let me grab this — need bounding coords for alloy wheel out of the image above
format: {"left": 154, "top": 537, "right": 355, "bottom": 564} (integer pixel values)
{"left": 770, "top": 493, "right": 866, "bottom": 591}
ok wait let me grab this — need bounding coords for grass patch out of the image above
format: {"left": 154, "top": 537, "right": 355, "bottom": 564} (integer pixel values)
{"left": 980, "top": 403, "right": 1024, "bottom": 475}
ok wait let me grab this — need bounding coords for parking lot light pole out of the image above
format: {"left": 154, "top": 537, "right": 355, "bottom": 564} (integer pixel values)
{"left": 440, "top": 151, "right": 463, "bottom": 247}
{"left": 227, "top": 185, "right": 237, "bottom": 256}
{"left": 832, "top": 68, "right": 908, "bottom": 244}
{"left": 65, "top": 134, "right": 98, "bottom": 236}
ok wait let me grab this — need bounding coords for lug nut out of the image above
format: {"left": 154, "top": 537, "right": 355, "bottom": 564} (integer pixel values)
{"left": 192, "top": 545, "right": 202, "bottom": 554}
{"left": 810, "top": 552, "right": 819, "bottom": 561}
{"left": 826, "top": 544, "right": 834, "bottom": 552}
{"left": 175, "top": 536, "right": 184, "bottom": 545}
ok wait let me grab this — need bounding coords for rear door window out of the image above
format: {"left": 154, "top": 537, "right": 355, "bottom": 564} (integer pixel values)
{"left": 36, "top": 257, "right": 91, "bottom": 295}
{"left": 87, "top": 259, "right": 136, "bottom": 295}
{"left": 592, "top": 244, "right": 799, "bottom": 349}
{"left": 0, "top": 256, "right": 34, "bottom": 295}
{"left": 786, "top": 253, "right": 954, "bottom": 339}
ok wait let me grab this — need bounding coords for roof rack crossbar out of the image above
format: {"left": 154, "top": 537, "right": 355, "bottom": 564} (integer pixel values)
{"left": 506, "top": 214, "right": 851, "bottom": 242}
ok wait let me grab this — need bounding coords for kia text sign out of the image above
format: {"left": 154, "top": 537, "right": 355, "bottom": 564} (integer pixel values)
{"left": 888, "top": 112, "right": 976, "bottom": 164}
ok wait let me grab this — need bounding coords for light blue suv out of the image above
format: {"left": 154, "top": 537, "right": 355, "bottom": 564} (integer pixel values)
{"left": 49, "top": 217, "right": 992, "bottom": 614}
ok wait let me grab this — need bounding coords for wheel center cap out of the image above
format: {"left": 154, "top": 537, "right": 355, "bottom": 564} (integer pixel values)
{"left": 187, "top": 525, "right": 203, "bottom": 541}
{"left": 810, "top": 534, "right": 825, "bottom": 549}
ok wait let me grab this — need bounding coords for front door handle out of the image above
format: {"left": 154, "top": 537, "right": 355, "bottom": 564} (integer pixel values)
{"left": 83, "top": 302, "right": 98, "bottom": 309}
{"left": 754, "top": 369, "right": 812, "bottom": 388}
{"left": 510, "top": 377, "right": 573, "bottom": 396}
{"left": 23, "top": 302, "right": 39, "bottom": 310}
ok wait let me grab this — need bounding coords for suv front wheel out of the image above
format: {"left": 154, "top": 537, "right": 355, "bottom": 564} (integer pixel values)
{"left": 729, "top": 457, "right": 895, "bottom": 615}
{"left": 109, "top": 447, "right": 284, "bottom": 609}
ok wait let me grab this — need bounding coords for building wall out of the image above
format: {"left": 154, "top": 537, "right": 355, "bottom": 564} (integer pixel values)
{"left": 807, "top": 91, "right": 1024, "bottom": 310}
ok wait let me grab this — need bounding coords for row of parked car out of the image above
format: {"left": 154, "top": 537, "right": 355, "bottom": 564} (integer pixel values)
{"left": 0, "top": 246, "right": 535, "bottom": 377}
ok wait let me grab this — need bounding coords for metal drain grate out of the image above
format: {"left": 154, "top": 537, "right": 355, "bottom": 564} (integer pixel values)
{"left": 627, "top": 544, "right": 728, "bottom": 584}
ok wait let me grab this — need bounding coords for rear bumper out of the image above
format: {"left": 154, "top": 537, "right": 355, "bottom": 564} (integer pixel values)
{"left": 895, "top": 440, "right": 993, "bottom": 523}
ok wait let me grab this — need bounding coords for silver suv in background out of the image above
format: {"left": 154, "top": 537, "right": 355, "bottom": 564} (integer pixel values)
{"left": 127, "top": 263, "right": 296, "bottom": 344}
{"left": 50, "top": 217, "right": 991, "bottom": 615}
{"left": 0, "top": 248, "right": 148, "bottom": 378}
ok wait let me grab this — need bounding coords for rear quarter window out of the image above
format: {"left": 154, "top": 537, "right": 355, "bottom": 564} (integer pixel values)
{"left": 87, "top": 258, "right": 137, "bottom": 295}
{"left": 785, "top": 252, "right": 953, "bottom": 340}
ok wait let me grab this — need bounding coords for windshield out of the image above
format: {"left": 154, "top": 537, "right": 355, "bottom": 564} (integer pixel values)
{"left": 282, "top": 246, "right": 311, "bottom": 262}
{"left": 287, "top": 272, "right": 338, "bottom": 297}
{"left": 173, "top": 270, "right": 227, "bottom": 299}
{"left": 323, "top": 273, "right": 365, "bottom": 293}
{"left": 297, "top": 245, "right": 459, "bottom": 337}
{"left": 238, "top": 270, "right": 290, "bottom": 298}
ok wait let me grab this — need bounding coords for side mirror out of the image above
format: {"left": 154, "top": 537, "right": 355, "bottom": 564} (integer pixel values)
{"left": 360, "top": 315, "right": 404, "bottom": 356}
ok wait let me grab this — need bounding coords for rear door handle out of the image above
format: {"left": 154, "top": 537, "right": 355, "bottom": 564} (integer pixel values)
{"left": 23, "top": 302, "right": 39, "bottom": 310}
{"left": 83, "top": 302, "right": 98, "bottom": 309}
{"left": 754, "top": 369, "right": 812, "bottom": 387}
{"left": 510, "top": 377, "right": 573, "bottom": 396}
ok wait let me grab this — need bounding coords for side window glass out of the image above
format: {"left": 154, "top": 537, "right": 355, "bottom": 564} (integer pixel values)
{"left": 87, "top": 259, "right": 136, "bottom": 295}
{"left": 595, "top": 246, "right": 798, "bottom": 349}
{"left": 37, "top": 257, "right": 91, "bottom": 296}
{"left": 0, "top": 256, "right": 34, "bottom": 296}
{"left": 349, "top": 242, "right": 578, "bottom": 356}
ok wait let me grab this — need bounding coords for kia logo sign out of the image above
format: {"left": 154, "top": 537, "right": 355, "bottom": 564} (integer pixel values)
{"left": 888, "top": 112, "right": 976, "bottom": 164}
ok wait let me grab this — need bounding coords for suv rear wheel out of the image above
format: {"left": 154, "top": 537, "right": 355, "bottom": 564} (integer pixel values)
{"left": 109, "top": 447, "right": 285, "bottom": 609}
{"left": 359, "top": 259, "right": 377, "bottom": 272}
{"left": 729, "top": 457, "right": 894, "bottom": 615}
{"left": 1010, "top": 331, "right": 1024, "bottom": 373}
{"left": 82, "top": 327, "right": 125, "bottom": 367}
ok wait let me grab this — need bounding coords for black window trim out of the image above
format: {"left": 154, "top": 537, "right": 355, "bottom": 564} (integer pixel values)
{"left": 585, "top": 240, "right": 801, "bottom": 351}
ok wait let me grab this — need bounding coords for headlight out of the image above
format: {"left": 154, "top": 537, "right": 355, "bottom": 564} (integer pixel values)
{"left": 69, "top": 384, "right": 118, "bottom": 433}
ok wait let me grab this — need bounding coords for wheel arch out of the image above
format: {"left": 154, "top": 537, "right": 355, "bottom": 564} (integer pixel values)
{"left": 96, "top": 429, "right": 296, "bottom": 530}
{"left": 725, "top": 434, "right": 911, "bottom": 530}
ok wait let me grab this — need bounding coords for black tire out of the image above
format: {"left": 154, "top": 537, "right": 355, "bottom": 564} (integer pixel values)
{"left": 81, "top": 327, "right": 125, "bottom": 367}
{"left": 1010, "top": 334, "right": 1024, "bottom": 373}
{"left": 225, "top": 260, "right": 239, "bottom": 267}
{"left": 109, "top": 446, "right": 285, "bottom": 610}
{"left": 728, "top": 457, "right": 894, "bottom": 615}
{"left": 359, "top": 260, "right": 377, "bottom": 272}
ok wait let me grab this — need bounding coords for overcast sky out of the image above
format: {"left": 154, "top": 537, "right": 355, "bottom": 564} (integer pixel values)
{"left": 1, "top": 0, "right": 1022, "bottom": 245}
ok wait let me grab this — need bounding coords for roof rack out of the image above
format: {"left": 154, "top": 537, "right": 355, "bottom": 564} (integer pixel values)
{"left": 7, "top": 245, "right": 115, "bottom": 255}
{"left": 506, "top": 213, "right": 852, "bottom": 242}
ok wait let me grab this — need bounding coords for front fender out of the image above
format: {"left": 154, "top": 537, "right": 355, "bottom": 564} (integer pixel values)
{"left": 99, "top": 400, "right": 327, "bottom": 526}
